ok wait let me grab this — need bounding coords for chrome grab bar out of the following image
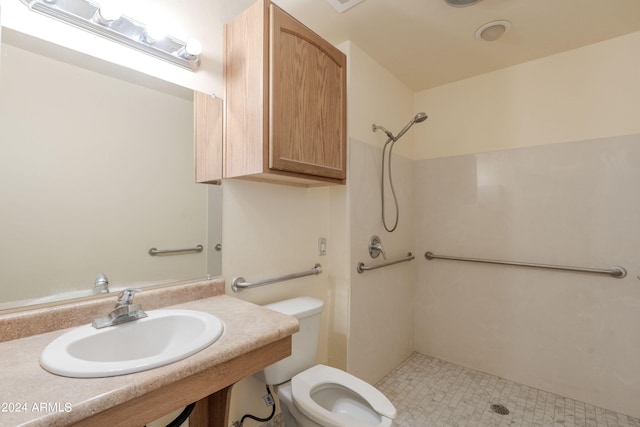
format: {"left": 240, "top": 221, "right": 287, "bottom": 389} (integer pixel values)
{"left": 148, "top": 244, "right": 204, "bottom": 256}
{"left": 357, "top": 252, "right": 415, "bottom": 274}
{"left": 424, "top": 251, "right": 627, "bottom": 278}
{"left": 232, "top": 264, "right": 323, "bottom": 292}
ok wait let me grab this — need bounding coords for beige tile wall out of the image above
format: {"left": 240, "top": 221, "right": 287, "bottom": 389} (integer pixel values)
{"left": 348, "top": 139, "right": 416, "bottom": 384}
{"left": 413, "top": 135, "right": 640, "bottom": 418}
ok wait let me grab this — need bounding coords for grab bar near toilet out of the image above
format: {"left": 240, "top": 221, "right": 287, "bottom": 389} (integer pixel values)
{"left": 232, "top": 264, "right": 323, "bottom": 292}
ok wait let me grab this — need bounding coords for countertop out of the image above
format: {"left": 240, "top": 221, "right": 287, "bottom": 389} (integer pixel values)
{"left": 0, "top": 294, "right": 299, "bottom": 427}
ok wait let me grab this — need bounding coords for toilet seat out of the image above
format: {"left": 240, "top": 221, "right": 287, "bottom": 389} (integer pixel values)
{"left": 291, "top": 365, "right": 396, "bottom": 427}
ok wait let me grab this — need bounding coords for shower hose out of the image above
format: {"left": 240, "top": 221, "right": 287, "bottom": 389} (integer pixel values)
{"left": 381, "top": 138, "right": 400, "bottom": 232}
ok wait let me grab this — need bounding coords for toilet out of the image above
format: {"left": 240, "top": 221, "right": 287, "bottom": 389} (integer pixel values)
{"left": 255, "top": 297, "right": 396, "bottom": 427}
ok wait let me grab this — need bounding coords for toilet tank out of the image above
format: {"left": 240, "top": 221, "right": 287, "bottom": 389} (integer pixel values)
{"left": 255, "top": 297, "right": 323, "bottom": 385}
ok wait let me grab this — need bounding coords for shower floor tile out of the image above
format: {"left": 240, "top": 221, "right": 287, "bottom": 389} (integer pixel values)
{"left": 375, "top": 352, "right": 640, "bottom": 427}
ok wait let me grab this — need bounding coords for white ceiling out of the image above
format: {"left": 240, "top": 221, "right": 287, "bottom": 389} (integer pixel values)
{"left": 271, "top": 0, "right": 640, "bottom": 92}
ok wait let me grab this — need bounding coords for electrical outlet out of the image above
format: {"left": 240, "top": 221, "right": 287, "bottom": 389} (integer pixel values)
{"left": 318, "top": 237, "right": 327, "bottom": 256}
{"left": 230, "top": 421, "right": 240, "bottom": 427}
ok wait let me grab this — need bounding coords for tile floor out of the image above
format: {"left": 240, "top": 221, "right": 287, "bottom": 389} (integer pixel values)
{"left": 375, "top": 352, "right": 640, "bottom": 427}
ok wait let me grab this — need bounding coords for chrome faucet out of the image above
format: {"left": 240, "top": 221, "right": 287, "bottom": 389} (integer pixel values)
{"left": 93, "top": 272, "right": 110, "bottom": 294}
{"left": 92, "top": 289, "right": 148, "bottom": 329}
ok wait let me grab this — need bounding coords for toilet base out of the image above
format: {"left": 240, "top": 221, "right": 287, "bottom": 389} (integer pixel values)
{"left": 279, "top": 400, "right": 301, "bottom": 427}
{"left": 276, "top": 382, "right": 320, "bottom": 427}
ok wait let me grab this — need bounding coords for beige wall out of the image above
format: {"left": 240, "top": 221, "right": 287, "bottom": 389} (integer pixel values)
{"left": 348, "top": 138, "right": 416, "bottom": 384}
{"left": 413, "top": 31, "right": 640, "bottom": 418}
{"left": 346, "top": 42, "right": 417, "bottom": 157}
{"left": 414, "top": 31, "right": 640, "bottom": 160}
{"left": 325, "top": 184, "right": 349, "bottom": 371}
{"left": 343, "top": 42, "right": 416, "bottom": 384}
{"left": 221, "top": 179, "right": 337, "bottom": 422}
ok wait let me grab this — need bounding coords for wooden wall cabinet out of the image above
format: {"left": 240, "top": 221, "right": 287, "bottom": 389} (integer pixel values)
{"left": 224, "top": 0, "right": 347, "bottom": 186}
{"left": 194, "top": 92, "right": 223, "bottom": 184}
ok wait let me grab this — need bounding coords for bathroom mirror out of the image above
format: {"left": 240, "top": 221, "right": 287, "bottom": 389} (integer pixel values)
{"left": 0, "top": 29, "right": 222, "bottom": 311}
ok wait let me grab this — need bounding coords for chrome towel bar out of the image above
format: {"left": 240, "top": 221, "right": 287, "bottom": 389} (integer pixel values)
{"left": 357, "top": 252, "right": 415, "bottom": 274}
{"left": 424, "top": 251, "right": 627, "bottom": 278}
{"left": 148, "top": 244, "right": 204, "bottom": 256}
{"left": 232, "top": 264, "right": 323, "bottom": 292}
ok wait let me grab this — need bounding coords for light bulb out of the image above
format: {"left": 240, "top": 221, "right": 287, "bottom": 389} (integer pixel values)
{"left": 185, "top": 38, "right": 202, "bottom": 57}
{"left": 144, "top": 24, "right": 166, "bottom": 42}
{"left": 93, "top": 2, "right": 122, "bottom": 25}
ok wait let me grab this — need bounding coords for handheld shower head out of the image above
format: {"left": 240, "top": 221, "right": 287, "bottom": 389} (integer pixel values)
{"left": 394, "top": 112, "right": 428, "bottom": 141}
{"left": 414, "top": 112, "right": 428, "bottom": 123}
{"left": 372, "top": 112, "right": 428, "bottom": 142}
{"left": 373, "top": 111, "right": 428, "bottom": 232}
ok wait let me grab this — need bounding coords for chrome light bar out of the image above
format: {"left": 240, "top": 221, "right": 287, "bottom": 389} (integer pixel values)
{"left": 19, "top": 0, "right": 202, "bottom": 71}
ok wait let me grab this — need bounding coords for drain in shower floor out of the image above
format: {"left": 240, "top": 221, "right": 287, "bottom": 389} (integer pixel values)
{"left": 490, "top": 403, "right": 510, "bottom": 415}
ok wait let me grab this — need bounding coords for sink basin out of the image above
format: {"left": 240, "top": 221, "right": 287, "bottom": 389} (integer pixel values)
{"left": 40, "top": 309, "right": 224, "bottom": 378}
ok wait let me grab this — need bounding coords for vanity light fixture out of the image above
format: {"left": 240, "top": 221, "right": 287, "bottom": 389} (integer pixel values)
{"left": 141, "top": 24, "right": 166, "bottom": 44}
{"left": 18, "top": 0, "right": 202, "bottom": 71}
{"left": 92, "top": 2, "right": 121, "bottom": 25}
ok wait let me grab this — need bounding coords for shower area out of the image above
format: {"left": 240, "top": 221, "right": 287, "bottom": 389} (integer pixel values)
{"left": 341, "top": 32, "right": 640, "bottom": 424}
{"left": 348, "top": 132, "right": 640, "bottom": 425}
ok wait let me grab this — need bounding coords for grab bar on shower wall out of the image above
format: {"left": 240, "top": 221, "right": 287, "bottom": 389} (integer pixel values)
{"left": 148, "top": 244, "right": 204, "bottom": 256}
{"left": 232, "top": 264, "right": 323, "bottom": 292}
{"left": 357, "top": 252, "right": 415, "bottom": 274}
{"left": 424, "top": 251, "right": 627, "bottom": 278}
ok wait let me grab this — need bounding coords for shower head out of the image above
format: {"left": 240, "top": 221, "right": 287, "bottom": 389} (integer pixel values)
{"left": 371, "top": 112, "right": 428, "bottom": 142}
{"left": 394, "top": 112, "right": 428, "bottom": 142}
{"left": 414, "top": 112, "right": 428, "bottom": 123}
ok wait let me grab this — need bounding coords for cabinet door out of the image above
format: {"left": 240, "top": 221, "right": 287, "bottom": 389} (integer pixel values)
{"left": 269, "top": 4, "right": 347, "bottom": 180}
{"left": 194, "top": 92, "right": 223, "bottom": 184}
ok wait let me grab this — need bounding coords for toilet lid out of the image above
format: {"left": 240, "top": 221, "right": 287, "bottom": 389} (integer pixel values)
{"left": 291, "top": 365, "right": 396, "bottom": 427}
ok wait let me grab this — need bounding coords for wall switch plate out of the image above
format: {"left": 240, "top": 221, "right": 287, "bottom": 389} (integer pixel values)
{"left": 318, "top": 237, "right": 327, "bottom": 256}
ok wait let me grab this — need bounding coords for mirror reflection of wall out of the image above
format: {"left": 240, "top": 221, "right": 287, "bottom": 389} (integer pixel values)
{"left": 0, "top": 30, "right": 222, "bottom": 310}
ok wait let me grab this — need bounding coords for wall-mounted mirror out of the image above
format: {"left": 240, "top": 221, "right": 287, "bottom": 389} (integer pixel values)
{"left": 0, "top": 29, "right": 222, "bottom": 311}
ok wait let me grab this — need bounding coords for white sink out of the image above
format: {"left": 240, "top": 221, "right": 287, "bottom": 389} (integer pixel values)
{"left": 40, "top": 309, "right": 224, "bottom": 378}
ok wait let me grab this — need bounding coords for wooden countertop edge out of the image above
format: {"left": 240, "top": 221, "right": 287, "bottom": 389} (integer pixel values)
{"left": 69, "top": 336, "right": 292, "bottom": 427}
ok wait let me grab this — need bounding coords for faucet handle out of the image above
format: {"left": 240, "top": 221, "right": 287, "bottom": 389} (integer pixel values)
{"left": 115, "top": 288, "right": 143, "bottom": 307}
{"left": 93, "top": 272, "right": 110, "bottom": 294}
{"left": 368, "top": 235, "right": 387, "bottom": 260}
{"left": 94, "top": 272, "right": 109, "bottom": 286}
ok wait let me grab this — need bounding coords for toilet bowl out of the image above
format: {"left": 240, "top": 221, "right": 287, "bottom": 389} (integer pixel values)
{"left": 290, "top": 364, "right": 395, "bottom": 427}
{"left": 255, "top": 297, "right": 396, "bottom": 427}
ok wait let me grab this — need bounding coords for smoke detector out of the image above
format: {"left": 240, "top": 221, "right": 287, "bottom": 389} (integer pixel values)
{"left": 325, "top": 0, "right": 367, "bottom": 13}
{"left": 475, "top": 20, "right": 512, "bottom": 41}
